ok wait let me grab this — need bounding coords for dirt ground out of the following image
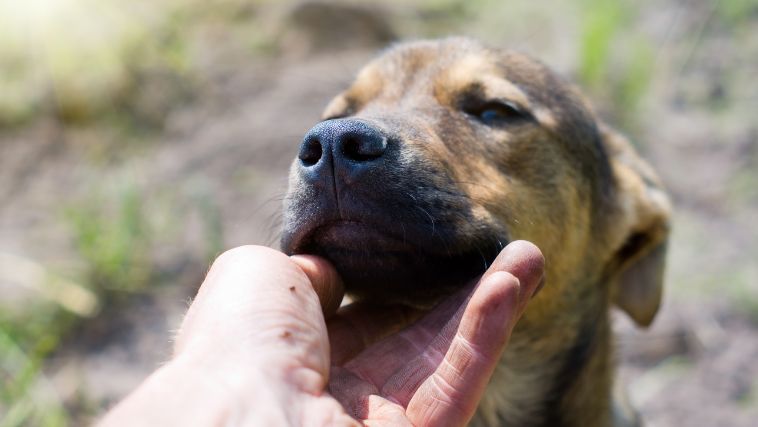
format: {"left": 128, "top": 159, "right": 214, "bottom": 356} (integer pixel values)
{"left": 1, "top": 1, "right": 757, "bottom": 425}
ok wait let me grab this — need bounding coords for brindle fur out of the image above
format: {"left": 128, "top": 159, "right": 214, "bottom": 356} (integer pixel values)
{"left": 283, "top": 37, "right": 670, "bottom": 427}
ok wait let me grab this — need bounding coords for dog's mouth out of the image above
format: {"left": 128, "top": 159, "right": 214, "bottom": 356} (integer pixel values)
{"left": 286, "top": 219, "right": 503, "bottom": 307}
{"left": 282, "top": 116, "right": 509, "bottom": 306}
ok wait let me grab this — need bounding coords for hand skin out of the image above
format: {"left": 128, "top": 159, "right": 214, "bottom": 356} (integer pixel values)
{"left": 99, "top": 241, "right": 544, "bottom": 427}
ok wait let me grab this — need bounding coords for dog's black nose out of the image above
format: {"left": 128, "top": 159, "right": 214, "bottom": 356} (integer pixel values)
{"left": 298, "top": 119, "right": 388, "bottom": 178}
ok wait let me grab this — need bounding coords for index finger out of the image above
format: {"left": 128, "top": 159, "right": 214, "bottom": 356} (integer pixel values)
{"left": 404, "top": 241, "right": 544, "bottom": 426}
{"left": 330, "top": 240, "right": 543, "bottom": 371}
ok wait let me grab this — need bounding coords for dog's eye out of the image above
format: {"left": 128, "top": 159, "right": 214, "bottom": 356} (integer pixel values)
{"left": 464, "top": 100, "right": 530, "bottom": 126}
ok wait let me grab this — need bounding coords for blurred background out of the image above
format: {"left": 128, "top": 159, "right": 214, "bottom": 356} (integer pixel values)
{"left": 0, "top": 0, "right": 756, "bottom": 425}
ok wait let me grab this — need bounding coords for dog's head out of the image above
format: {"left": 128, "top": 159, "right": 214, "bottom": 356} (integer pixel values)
{"left": 282, "top": 38, "right": 670, "bottom": 326}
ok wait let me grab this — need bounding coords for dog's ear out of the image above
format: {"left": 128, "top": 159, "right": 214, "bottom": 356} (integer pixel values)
{"left": 600, "top": 124, "right": 671, "bottom": 327}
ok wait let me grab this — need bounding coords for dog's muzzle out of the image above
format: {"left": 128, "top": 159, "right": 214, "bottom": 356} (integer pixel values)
{"left": 281, "top": 118, "right": 504, "bottom": 305}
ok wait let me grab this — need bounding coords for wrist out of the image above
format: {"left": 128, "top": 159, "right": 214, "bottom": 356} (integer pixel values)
{"left": 99, "top": 356, "right": 248, "bottom": 426}
{"left": 175, "top": 335, "right": 329, "bottom": 398}
{"left": 170, "top": 349, "right": 269, "bottom": 398}
{"left": 165, "top": 353, "right": 319, "bottom": 425}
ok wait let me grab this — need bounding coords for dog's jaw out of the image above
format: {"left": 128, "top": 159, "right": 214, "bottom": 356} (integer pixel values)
{"left": 281, "top": 212, "right": 506, "bottom": 307}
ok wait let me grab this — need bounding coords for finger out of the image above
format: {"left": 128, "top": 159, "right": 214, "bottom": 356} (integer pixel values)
{"left": 336, "top": 241, "right": 543, "bottom": 386}
{"left": 333, "top": 272, "right": 518, "bottom": 421}
{"left": 361, "top": 396, "right": 414, "bottom": 427}
{"left": 291, "top": 254, "right": 345, "bottom": 317}
{"left": 484, "top": 240, "right": 545, "bottom": 304}
{"left": 329, "top": 276, "right": 477, "bottom": 367}
{"left": 329, "top": 367, "right": 413, "bottom": 426}
{"left": 329, "top": 366, "right": 381, "bottom": 419}
{"left": 403, "top": 272, "right": 520, "bottom": 425}
{"left": 175, "top": 246, "right": 331, "bottom": 392}
{"left": 337, "top": 283, "right": 471, "bottom": 385}
{"left": 403, "top": 244, "right": 544, "bottom": 426}
{"left": 373, "top": 241, "right": 543, "bottom": 405}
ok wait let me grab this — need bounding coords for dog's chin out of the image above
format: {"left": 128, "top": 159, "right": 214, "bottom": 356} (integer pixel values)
{"left": 287, "top": 220, "right": 500, "bottom": 308}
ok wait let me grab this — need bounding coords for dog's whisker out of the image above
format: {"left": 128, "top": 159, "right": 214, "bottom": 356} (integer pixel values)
{"left": 474, "top": 243, "right": 489, "bottom": 271}
{"left": 406, "top": 191, "right": 440, "bottom": 237}
{"left": 419, "top": 206, "right": 437, "bottom": 236}
{"left": 262, "top": 211, "right": 284, "bottom": 247}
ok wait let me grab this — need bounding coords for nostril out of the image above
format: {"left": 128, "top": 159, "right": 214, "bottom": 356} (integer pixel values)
{"left": 298, "top": 137, "right": 323, "bottom": 167}
{"left": 340, "top": 134, "right": 386, "bottom": 162}
{"left": 341, "top": 137, "right": 362, "bottom": 160}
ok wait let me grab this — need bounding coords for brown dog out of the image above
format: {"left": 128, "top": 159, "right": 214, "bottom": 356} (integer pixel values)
{"left": 282, "top": 37, "right": 670, "bottom": 427}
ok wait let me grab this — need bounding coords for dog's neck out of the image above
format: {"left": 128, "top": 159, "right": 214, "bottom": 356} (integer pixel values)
{"left": 471, "top": 281, "right": 614, "bottom": 427}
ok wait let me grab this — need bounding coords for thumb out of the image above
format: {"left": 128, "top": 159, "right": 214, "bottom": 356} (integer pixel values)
{"left": 290, "top": 254, "right": 345, "bottom": 318}
{"left": 174, "top": 246, "right": 332, "bottom": 391}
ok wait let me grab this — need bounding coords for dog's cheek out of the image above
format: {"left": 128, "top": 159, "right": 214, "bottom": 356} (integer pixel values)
{"left": 495, "top": 139, "right": 587, "bottom": 245}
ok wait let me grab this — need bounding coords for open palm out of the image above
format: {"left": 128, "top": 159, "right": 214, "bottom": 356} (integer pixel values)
{"left": 311, "top": 241, "right": 544, "bottom": 426}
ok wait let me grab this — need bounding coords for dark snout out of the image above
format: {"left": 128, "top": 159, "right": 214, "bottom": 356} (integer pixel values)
{"left": 297, "top": 119, "right": 390, "bottom": 188}
{"left": 282, "top": 117, "right": 505, "bottom": 306}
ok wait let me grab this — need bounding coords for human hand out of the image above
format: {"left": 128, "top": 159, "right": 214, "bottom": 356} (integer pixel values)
{"left": 320, "top": 240, "right": 544, "bottom": 426}
{"left": 100, "top": 241, "right": 543, "bottom": 426}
